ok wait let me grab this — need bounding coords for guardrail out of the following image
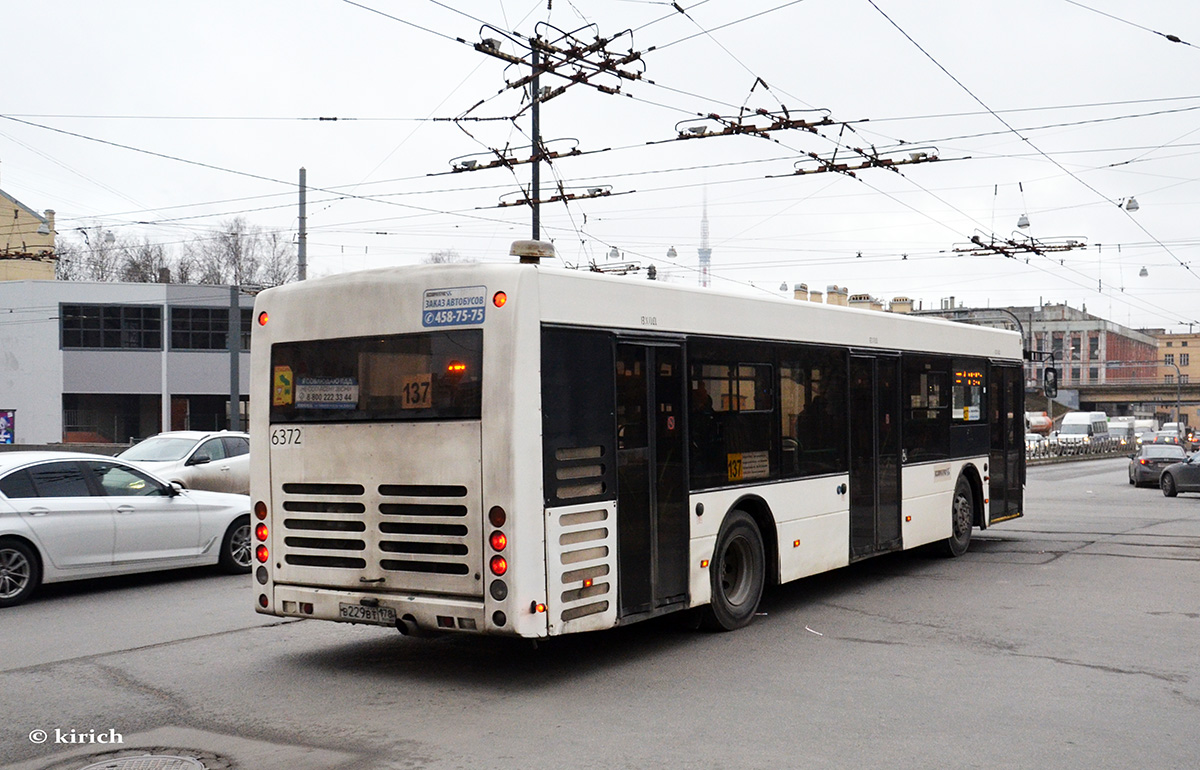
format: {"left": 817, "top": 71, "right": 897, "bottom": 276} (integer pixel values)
{"left": 1025, "top": 437, "right": 1141, "bottom": 462}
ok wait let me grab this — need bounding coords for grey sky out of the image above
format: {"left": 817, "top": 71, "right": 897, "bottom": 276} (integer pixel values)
{"left": 4, "top": 0, "right": 1200, "bottom": 330}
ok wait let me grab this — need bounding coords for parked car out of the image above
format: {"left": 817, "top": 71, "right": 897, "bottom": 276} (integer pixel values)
{"left": 1160, "top": 453, "right": 1200, "bottom": 497}
{"left": 0, "top": 452, "right": 251, "bottom": 607}
{"left": 1128, "top": 444, "right": 1187, "bottom": 487}
{"left": 118, "top": 431, "right": 250, "bottom": 494}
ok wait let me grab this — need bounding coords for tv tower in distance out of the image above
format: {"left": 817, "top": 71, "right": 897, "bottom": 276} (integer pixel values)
{"left": 698, "top": 196, "right": 712, "bottom": 288}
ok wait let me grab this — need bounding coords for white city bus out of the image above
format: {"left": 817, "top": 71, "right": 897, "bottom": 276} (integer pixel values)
{"left": 249, "top": 243, "right": 1024, "bottom": 637}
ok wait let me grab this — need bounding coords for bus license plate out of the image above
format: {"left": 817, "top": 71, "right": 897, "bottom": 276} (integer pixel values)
{"left": 338, "top": 603, "right": 397, "bottom": 626}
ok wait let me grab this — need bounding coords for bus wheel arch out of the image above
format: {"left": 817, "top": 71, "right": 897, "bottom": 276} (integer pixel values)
{"left": 701, "top": 502, "right": 771, "bottom": 632}
{"left": 725, "top": 495, "right": 778, "bottom": 586}
{"left": 940, "top": 468, "right": 980, "bottom": 558}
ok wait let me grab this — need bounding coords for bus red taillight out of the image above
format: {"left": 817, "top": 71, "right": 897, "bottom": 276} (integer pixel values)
{"left": 257, "top": 311, "right": 269, "bottom": 326}
{"left": 255, "top": 523, "right": 268, "bottom": 541}
{"left": 489, "top": 530, "right": 507, "bottom": 551}
{"left": 493, "top": 291, "right": 507, "bottom": 308}
{"left": 254, "top": 501, "right": 267, "bottom": 520}
{"left": 256, "top": 545, "right": 269, "bottom": 563}
{"left": 490, "top": 555, "right": 508, "bottom": 576}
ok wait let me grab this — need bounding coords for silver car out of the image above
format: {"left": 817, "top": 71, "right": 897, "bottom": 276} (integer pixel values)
{"left": 0, "top": 452, "right": 251, "bottom": 607}
{"left": 118, "top": 431, "right": 250, "bottom": 494}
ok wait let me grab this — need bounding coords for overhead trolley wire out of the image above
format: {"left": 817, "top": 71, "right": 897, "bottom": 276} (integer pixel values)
{"left": 865, "top": 0, "right": 1200, "bottom": 304}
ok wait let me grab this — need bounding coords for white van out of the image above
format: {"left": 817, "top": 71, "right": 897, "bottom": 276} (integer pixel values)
{"left": 1056, "top": 411, "right": 1110, "bottom": 453}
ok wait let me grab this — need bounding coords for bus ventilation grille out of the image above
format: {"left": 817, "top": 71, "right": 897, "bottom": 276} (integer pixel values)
{"left": 553, "top": 505, "right": 614, "bottom": 624}
{"left": 278, "top": 482, "right": 478, "bottom": 590}
{"left": 553, "top": 445, "right": 607, "bottom": 500}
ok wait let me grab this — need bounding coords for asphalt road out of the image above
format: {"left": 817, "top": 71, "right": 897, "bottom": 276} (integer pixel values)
{"left": 2, "top": 457, "right": 1197, "bottom": 770}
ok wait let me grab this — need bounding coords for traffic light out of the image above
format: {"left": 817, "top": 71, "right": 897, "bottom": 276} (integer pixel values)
{"left": 1044, "top": 366, "right": 1058, "bottom": 399}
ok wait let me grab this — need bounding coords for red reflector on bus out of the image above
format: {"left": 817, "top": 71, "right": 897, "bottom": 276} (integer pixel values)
{"left": 255, "top": 523, "right": 268, "bottom": 541}
{"left": 254, "top": 501, "right": 267, "bottom": 520}
{"left": 257, "top": 311, "right": 269, "bottom": 326}
{"left": 493, "top": 291, "right": 508, "bottom": 308}
{"left": 256, "top": 545, "right": 269, "bottom": 563}
{"left": 490, "top": 555, "right": 508, "bottom": 576}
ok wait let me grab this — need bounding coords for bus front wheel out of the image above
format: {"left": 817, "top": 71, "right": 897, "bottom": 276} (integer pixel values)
{"left": 701, "top": 510, "right": 765, "bottom": 631}
{"left": 941, "top": 476, "right": 974, "bottom": 557}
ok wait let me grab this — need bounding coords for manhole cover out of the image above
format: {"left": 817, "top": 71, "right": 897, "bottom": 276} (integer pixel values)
{"left": 76, "top": 757, "right": 206, "bottom": 770}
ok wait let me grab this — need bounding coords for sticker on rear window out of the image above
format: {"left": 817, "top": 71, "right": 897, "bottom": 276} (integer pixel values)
{"left": 295, "top": 376, "right": 359, "bottom": 409}
{"left": 423, "top": 286, "right": 486, "bottom": 327}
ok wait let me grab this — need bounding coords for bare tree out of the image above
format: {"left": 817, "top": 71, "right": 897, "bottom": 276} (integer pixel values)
{"left": 173, "top": 240, "right": 203, "bottom": 284}
{"left": 187, "top": 217, "right": 278, "bottom": 285}
{"left": 258, "top": 231, "right": 297, "bottom": 287}
{"left": 423, "top": 249, "right": 475, "bottom": 264}
{"left": 67, "top": 226, "right": 123, "bottom": 281}
{"left": 120, "top": 238, "right": 170, "bottom": 283}
{"left": 54, "top": 239, "right": 85, "bottom": 281}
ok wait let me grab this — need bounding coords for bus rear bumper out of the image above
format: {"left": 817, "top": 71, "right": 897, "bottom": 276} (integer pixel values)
{"left": 264, "top": 584, "right": 488, "bottom": 635}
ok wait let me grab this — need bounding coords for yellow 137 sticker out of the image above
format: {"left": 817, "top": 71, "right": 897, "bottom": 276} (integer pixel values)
{"left": 727, "top": 453, "right": 743, "bottom": 482}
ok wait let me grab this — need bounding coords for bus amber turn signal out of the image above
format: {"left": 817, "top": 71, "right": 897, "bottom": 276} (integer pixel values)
{"left": 493, "top": 291, "right": 507, "bottom": 308}
{"left": 257, "top": 311, "right": 269, "bottom": 326}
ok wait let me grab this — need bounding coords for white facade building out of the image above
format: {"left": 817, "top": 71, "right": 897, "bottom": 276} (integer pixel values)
{"left": 0, "top": 280, "right": 253, "bottom": 445}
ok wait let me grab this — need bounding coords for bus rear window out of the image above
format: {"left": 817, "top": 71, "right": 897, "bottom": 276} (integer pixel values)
{"left": 270, "top": 330, "right": 482, "bottom": 422}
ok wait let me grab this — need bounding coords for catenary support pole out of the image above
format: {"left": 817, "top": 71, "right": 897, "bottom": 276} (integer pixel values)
{"left": 298, "top": 167, "right": 307, "bottom": 281}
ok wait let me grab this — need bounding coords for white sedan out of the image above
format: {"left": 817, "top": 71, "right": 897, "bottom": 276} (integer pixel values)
{"left": 118, "top": 431, "right": 250, "bottom": 495}
{"left": 0, "top": 452, "right": 251, "bottom": 607}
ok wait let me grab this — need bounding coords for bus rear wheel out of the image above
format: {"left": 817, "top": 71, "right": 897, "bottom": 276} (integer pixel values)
{"left": 940, "top": 476, "right": 974, "bottom": 558}
{"left": 701, "top": 510, "right": 765, "bottom": 631}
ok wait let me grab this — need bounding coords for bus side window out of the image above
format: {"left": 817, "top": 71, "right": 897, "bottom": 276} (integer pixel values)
{"left": 781, "top": 347, "right": 847, "bottom": 478}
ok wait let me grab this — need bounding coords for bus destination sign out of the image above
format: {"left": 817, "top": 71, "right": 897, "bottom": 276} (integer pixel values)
{"left": 422, "top": 285, "right": 487, "bottom": 328}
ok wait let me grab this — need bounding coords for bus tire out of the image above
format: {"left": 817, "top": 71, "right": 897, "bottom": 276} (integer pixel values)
{"left": 701, "top": 510, "right": 765, "bottom": 632}
{"left": 940, "top": 476, "right": 974, "bottom": 558}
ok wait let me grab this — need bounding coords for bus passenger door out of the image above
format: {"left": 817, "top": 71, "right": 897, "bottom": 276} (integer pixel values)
{"left": 849, "top": 355, "right": 902, "bottom": 559}
{"left": 989, "top": 362, "right": 1024, "bottom": 522}
{"left": 615, "top": 342, "right": 689, "bottom": 618}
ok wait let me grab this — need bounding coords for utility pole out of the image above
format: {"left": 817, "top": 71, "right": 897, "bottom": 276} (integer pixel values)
{"left": 229, "top": 285, "right": 240, "bottom": 431}
{"left": 298, "top": 167, "right": 307, "bottom": 280}
{"left": 530, "top": 40, "right": 541, "bottom": 241}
